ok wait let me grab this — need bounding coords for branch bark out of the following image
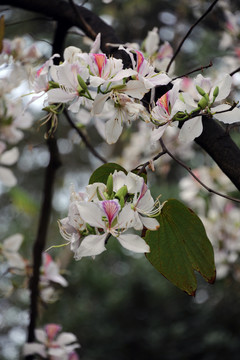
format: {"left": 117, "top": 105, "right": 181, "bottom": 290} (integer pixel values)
{"left": 3, "top": 0, "right": 240, "bottom": 190}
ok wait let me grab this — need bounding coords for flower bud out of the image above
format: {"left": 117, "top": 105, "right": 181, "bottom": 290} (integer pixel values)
{"left": 115, "top": 185, "right": 128, "bottom": 200}
{"left": 106, "top": 174, "right": 113, "bottom": 196}
{"left": 196, "top": 85, "right": 206, "bottom": 96}
{"left": 77, "top": 74, "right": 88, "bottom": 91}
{"left": 198, "top": 96, "right": 208, "bottom": 110}
{"left": 213, "top": 86, "right": 219, "bottom": 99}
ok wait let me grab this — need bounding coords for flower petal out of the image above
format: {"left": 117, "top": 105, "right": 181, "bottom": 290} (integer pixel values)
{"left": 74, "top": 234, "right": 107, "bottom": 260}
{"left": 212, "top": 104, "right": 240, "bottom": 124}
{"left": 117, "top": 233, "right": 150, "bottom": 253}
{"left": 3, "top": 233, "right": 23, "bottom": 252}
{"left": 178, "top": 116, "right": 203, "bottom": 142}
{"left": 0, "top": 166, "right": 17, "bottom": 187}
{"left": 105, "top": 116, "right": 123, "bottom": 144}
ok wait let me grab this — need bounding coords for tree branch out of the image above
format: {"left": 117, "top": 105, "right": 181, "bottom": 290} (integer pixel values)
{"left": 166, "top": 0, "right": 219, "bottom": 73}
{"left": 4, "top": 0, "right": 240, "bottom": 190}
{"left": 160, "top": 138, "right": 240, "bottom": 203}
{"left": 64, "top": 109, "right": 107, "bottom": 164}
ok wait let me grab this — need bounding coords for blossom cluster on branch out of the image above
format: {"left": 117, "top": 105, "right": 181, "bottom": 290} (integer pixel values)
{"left": 59, "top": 170, "right": 161, "bottom": 260}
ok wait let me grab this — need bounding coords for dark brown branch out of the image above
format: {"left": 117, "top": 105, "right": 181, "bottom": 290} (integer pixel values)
{"left": 230, "top": 66, "right": 240, "bottom": 77}
{"left": 166, "top": 0, "right": 219, "bottom": 73}
{"left": 135, "top": 150, "right": 167, "bottom": 175}
{"left": 64, "top": 109, "right": 107, "bottom": 164}
{"left": 26, "top": 20, "right": 64, "bottom": 358}
{"left": 172, "top": 61, "right": 213, "bottom": 81}
{"left": 160, "top": 138, "right": 240, "bottom": 203}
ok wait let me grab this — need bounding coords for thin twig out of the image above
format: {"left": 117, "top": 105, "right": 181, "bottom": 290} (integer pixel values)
{"left": 64, "top": 109, "right": 107, "bottom": 164}
{"left": 230, "top": 66, "right": 240, "bottom": 77}
{"left": 159, "top": 138, "right": 240, "bottom": 204}
{"left": 172, "top": 61, "right": 213, "bottom": 81}
{"left": 166, "top": 0, "right": 219, "bottom": 73}
{"left": 135, "top": 150, "right": 167, "bottom": 175}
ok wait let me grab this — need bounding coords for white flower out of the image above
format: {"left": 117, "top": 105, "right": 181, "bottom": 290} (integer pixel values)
{"left": 121, "top": 47, "right": 171, "bottom": 90}
{"left": 41, "top": 253, "right": 68, "bottom": 288}
{"left": 1, "top": 233, "right": 25, "bottom": 269}
{"left": 150, "top": 80, "right": 184, "bottom": 140}
{"left": 0, "top": 98, "right": 33, "bottom": 144}
{"left": 75, "top": 199, "right": 150, "bottom": 260}
{"left": 47, "top": 61, "right": 90, "bottom": 113}
{"left": 179, "top": 73, "right": 240, "bottom": 142}
{"left": 23, "top": 324, "right": 80, "bottom": 360}
{"left": 0, "top": 142, "right": 19, "bottom": 187}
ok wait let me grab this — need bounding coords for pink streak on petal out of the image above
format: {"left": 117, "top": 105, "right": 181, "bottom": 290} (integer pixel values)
{"left": 45, "top": 324, "right": 62, "bottom": 342}
{"left": 136, "top": 51, "right": 145, "bottom": 73}
{"left": 93, "top": 54, "right": 107, "bottom": 77}
{"left": 157, "top": 92, "right": 170, "bottom": 115}
{"left": 100, "top": 200, "right": 121, "bottom": 226}
{"left": 138, "top": 180, "right": 148, "bottom": 203}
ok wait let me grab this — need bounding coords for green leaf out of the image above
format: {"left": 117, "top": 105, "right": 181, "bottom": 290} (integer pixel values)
{"left": 145, "top": 199, "right": 216, "bottom": 296}
{"left": 89, "top": 163, "right": 127, "bottom": 185}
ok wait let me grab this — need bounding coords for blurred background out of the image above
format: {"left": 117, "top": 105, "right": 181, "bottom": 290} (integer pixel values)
{"left": 1, "top": 0, "right": 240, "bottom": 359}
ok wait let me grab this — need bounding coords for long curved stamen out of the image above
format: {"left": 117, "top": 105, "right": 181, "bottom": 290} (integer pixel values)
{"left": 136, "top": 196, "right": 164, "bottom": 218}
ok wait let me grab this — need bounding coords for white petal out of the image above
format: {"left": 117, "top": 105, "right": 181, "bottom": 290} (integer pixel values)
{"left": 212, "top": 104, "right": 240, "bottom": 124}
{"left": 23, "top": 343, "right": 46, "bottom": 357}
{"left": 178, "top": 116, "right": 203, "bottom": 142}
{"left": 35, "top": 329, "right": 47, "bottom": 343}
{"left": 4, "top": 252, "right": 25, "bottom": 269}
{"left": 117, "top": 204, "right": 135, "bottom": 228}
{"left": 0, "top": 166, "right": 17, "bottom": 187}
{"left": 123, "top": 80, "right": 148, "bottom": 99}
{"left": 47, "top": 88, "right": 76, "bottom": 104}
{"left": 74, "top": 234, "right": 107, "bottom": 260}
{"left": 111, "top": 69, "right": 137, "bottom": 82}
{"left": 89, "top": 75, "right": 105, "bottom": 87}
{"left": 57, "top": 332, "right": 78, "bottom": 345}
{"left": 0, "top": 147, "right": 19, "bottom": 165}
{"left": 77, "top": 202, "right": 104, "bottom": 228}
{"left": 152, "top": 124, "right": 169, "bottom": 141}
{"left": 139, "top": 215, "right": 160, "bottom": 231}
{"left": 105, "top": 117, "right": 123, "bottom": 144}
{"left": 212, "top": 74, "right": 232, "bottom": 101}
{"left": 3, "top": 233, "right": 23, "bottom": 251}
{"left": 117, "top": 233, "right": 150, "bottom": 253}
{"left": 92, "top": 93, "right": 109, "bottom": 114}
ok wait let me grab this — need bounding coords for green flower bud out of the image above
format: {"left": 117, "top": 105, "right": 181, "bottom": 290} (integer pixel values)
{"left": 77, "top": 74, "right": 88, "bottom": 91}
{"left": 213, "top": 86, "right": 219, "bottom": 99}
{"left": 106, "top": 174, "right": 113, "bottom": 196}
{"left": 203, "top": 93, "right": 209, "bottom": 102}
{"left": 48, "top": 81, "right": 59, "bottom": 89}
{"left": 115, "top": 185, "right": 128, "bottom": 200}
{"left": 198, "top": 96, "right": 208, "bottom": 110}
{"left": 97, "top": 187, "right": 104, "bottom": 201}
{"left": 196, "top": 85, "right": 206, "bottom": 96}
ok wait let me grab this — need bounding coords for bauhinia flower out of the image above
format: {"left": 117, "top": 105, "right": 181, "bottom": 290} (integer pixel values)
{"left": 75, "top": 199, "right": 149, "bottom": 260}
{"left": 0, "top": 142, "right": 19, "bottom": 187}
{"left": 47, "top": 61, "right": 90, "bottom": 113}
{"left": 58, "top": 170, "right": 160, "bottom": 260}
{"left": 23, "top": 323, "right": 80, "bottom": 360}
{"left": 121, "top": 47, "right": 171, "bottom": 90}
{"left": 179, "top": 73, "right": 240, "bottom": 142}
{"left": 0, "top": 233, "right": 25, "bottom": 270}
{"left": 150, "top": 80, "right": 185, "bottom": 140}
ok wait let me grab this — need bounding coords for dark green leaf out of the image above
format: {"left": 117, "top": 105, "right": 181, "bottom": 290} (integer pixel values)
{"left": 89, "top": 163, "right": 127, "bottom": 185}
{"left": 145, "top": 199, "right": 216, "bottom": 295}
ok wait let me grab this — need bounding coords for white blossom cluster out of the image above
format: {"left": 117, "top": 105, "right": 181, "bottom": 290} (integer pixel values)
{"left": 59, "top": 170, "right": 161, "bottom": 260}
{"left": 27, "top": 30, "right": 240, "bottom": 147}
